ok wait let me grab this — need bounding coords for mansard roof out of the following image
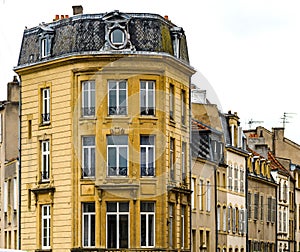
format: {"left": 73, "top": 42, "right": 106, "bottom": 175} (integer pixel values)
{"left": 16, "top": 11, "right": 190, "bottom": 68}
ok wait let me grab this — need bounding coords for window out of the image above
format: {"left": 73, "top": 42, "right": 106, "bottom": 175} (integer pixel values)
{"left": 111, "top": 29, "right": 125, "bottom": 45}
{"left": 283, "top": 182, "right": 288, "bottom": 202}
{"left": 41, "top": 205, "right": 51, "bottom": 249}
{"left": 168, "top": 204, "right": 174, "bottom": 248}
{"left": 106, "top": 202, "right": 129, "bottom": 249}
{"left": 3, "top": 181, "right": 8, "bottom": 213}
{"left": 191, "top": 178, "right": 196, "bottom": 209}
{"left": 248, "top": 192, "right": 252, "bottom": 219}
{"left": 254, "top": 193, "right": 259, "bottom": 220}
{"left": 283, "top": 208, "right": 287, "bottom": 233}
{"left": 41, "top": 88, "right": 50, "bottom": 124}
{"left": 199, "top": 179, "right": 204, "bottom": 211}
{"left": 271, "top": 198, "right": 276, "bottom": 223}
{"left": 41, "top": 140, "right": 50, "bottom": 181}
{"left": 13, "top": 178, "right": 17, "bottom": 211}
{"left": 41, "top": 37, "right": 51, "bottom": 58}
{"left": 141, "top": 202, "right": 155, "bottom": 247}
{"left": 223, "top": 206, "right": 227, "bottom": 232}
{"left": 0, "top": 113, "right": 2, "bottom": 143}
{"left": 82, "top": 203, "right": 95, "bottom": 247}
{"left": 140, "top": 81, "right": 155, "bottom": 115}
{"left": 181, "top": 205, "right": 186, "bottom": 249}
{"left": 140, "top": 135, "right": 155, "bottom": 176}
{"left": 234, "top": 165, "right": 239, "bottom": 192}
{"left": 260, "top": 195, "right": 264, "bottom": 221}
{"left": 82, "top": 80, "right": 95, "bottom": 117}
{"left": 181, "top": 142, "right": 187, "bottom": 181}
{"left": 169, "top": 84, "right": 175, "bottom": 120}
{"left": 240, "top": 169, "right": 244, "bottom": 193}
{"left": 239, "top": 209, "right": 245, "bottom": 234}
{"left": 228, "top": 206, "right": 232, "bottom": 232}
{"left": 107, "top": 135, "right": 128, "bottom": 176}
{"left": 82, "top": 136, "right": 95, "bottom": 178}
{"left": 181, "top": 90, "right": 186, "bottom": 125}
{"left": 232, "top": 207, "right": 236, "bottom": 233}
{"left": 206, "top": 181, "right": 211, "bottom": 212}
{"left": 228, "top": 165, "right": 233, "bottom": 190}
{"left": 279, "top": 208, "right": 282, "bottom": 232}
{"left": 217, "top": 205, "right": 221, "bottom": 230}
{"left": 108, "top": 80, "right": 127, "bottom": 115}
{"left": 267, "top": 197, "right": 272, "bottom": 222}
{"left": 170, "top": 138, "right": 175, "bottom": 180}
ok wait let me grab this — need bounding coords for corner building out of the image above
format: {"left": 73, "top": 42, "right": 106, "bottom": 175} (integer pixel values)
{"left": 15, "top": 8, "right": 194, "bottom": 251}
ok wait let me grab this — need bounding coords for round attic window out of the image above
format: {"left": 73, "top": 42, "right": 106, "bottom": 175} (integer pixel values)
{"left": 109, "top": 28, "right": 126, "bottom": 49}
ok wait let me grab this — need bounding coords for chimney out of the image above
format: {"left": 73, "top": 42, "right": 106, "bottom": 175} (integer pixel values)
{"left": 72, "top": 5, "right": 83, "bottom": 15}
{"left": 7, "top": 76, "right": 20, "bottom": 103}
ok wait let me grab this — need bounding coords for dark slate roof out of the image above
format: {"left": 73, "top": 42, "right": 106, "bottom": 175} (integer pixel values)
{"left": 16, "top": 11, "right": 190, "bottom": 67}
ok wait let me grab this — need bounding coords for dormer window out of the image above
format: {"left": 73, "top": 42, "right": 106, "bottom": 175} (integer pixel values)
{"left": 38, "top": 24, "right": 54, "bottom": 59}
{"left": 101, "top": 10, "right": 134, "bottom": 51}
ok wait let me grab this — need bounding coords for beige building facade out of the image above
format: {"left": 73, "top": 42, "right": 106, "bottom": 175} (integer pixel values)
{"left": 0, "top": 76, "right": 20, "bottom": 249}
{"left": 15, "top": 8, "right": 194, "bottom": 251}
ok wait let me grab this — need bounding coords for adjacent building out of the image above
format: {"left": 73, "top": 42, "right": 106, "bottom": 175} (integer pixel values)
{"left": 14, "top": 7, "right": 194, "bottom": 251}
{"left": 0, "top": 76, "right": 20, "bottom": 249}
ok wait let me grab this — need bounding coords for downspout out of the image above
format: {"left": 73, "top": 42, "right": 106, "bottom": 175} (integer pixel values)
{"left": 245, "top": 156, "right": 249, "bottom": 252}
{"left": 275, "top": 176, "right": 278, "bottom": 252}
{"left": 214, "top": 163, "right": 218, "bottom": 252}
{"left": 189, "top": 75, "right": 192, "bottom": 252}
{"left": 17, "top": 75, "right": 22, "bottom": 250}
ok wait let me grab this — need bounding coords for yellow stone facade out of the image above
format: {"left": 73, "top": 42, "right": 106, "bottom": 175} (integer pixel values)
{"left": 16, "top": 53, "right": 194, "bottom": 251}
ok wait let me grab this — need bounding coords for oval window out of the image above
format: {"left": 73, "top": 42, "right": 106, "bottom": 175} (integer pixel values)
{"left": 110, "top": 29, "right": 125, "bottom": 45}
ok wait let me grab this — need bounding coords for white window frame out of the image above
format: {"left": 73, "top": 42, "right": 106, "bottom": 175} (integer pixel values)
{"left": 41, "top": 205, "right": 51, "bottom": 249}
{"left": 169, "top": 84, "right": 174, "bottom": 120}
{"left": 106, "top": 202, "right": 129, "bottom": 249}
{"left": 82, "top": 136, "right": 95, "bottom": 178}
{"left": 107, "top": 136, "right": 128, "bottom": 176}
{"left": 234, "top": 165, "right": 239, "bottom": 192}
{"left": 108, "top": 80, "right": 127, "bottom": 115}
{"left": 140, "top": 135, "right": 155, "bottom": 177}
{"left": 3, "top": 181, "right": 8, "bottom": 213}
{"left": 82, "top": 80, "right": 95, "bottom": 117}
{"left": 42, "top": 88, "right": 50, "bottom": 124}
{"left": 41, "top": 37, "right": 51, "bottom": 58}
{"left": 191, "top": 178, "right": 196, "bottom": 210}
{"left": 181, "top": 142, "right": 186, "bottom": 181}
{"left": 82, "top": 203, "right": 95, "bottom": 247}
{"left": 168, "top": 204, "right": 174, "bottom": 248}
{"left": 240, "top": 169, "right": 244, "bottom": 193}
{"left": 41, "top": 140, "right": 50, "bottom": 181}
{"left": 181, "top": 205, "right": 185, "bottom": 249}
{"left": 228, "top": 165, "right": 233, "bottom": 191}
{"left": 217, "top": 206, "right": 221, "bottom": 231}
{"left": 223, "top": 206, "right": 227, "bottom": 232}
{"left": 13, "top": 178, "right": 17, "bottom": 211}
{"left": 140, "top": 80, "right": 155, "bottom": 116}
{"left": 170, "top": 138, "right": 175, "bottom": 180}
{"left": 206, "top": 181, "right": 211, "bottom": 212}
{"left": 199, "top": 179, "right": 203, "bottom": 211}
{"left": 140, "top": 202, "right": 155, "bottom": 247}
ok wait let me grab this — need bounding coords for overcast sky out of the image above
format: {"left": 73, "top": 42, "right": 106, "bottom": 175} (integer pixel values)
{"left": 1, "top": 0, "right": 300, "bottom": 143}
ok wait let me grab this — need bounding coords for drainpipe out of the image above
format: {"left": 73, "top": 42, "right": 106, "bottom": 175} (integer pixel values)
{"left": 245, "top": 156, "right": 249, "bottom": 252}
{"left": 17, "top": 75, "right": 22, "bottom": 250}
{"left": 189, "top": 75, "right": 192, "bottom": 252}
{"left": 214, "top": 163, "right": 218, "bottom": 252}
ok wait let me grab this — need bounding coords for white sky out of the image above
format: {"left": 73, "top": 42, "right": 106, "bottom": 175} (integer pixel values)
{"left": 0, "top": 0, "right": 300, "bottom": 144}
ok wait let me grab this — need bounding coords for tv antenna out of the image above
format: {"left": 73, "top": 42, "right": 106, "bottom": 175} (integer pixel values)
{"left": 281, "top": 112, "right": 296, "bottom": 128}
{"left": 248, "top": 119, "right": 264, "bottom": 128}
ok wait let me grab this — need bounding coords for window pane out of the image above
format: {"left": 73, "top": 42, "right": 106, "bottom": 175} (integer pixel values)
{"left": 108, "top": 147, "right": 117, "bottom": 176}
{"left": 119, "top": 147, "right": 127, "bottom": 176}
{"left": 141, "top": 215, "right": 146, "bottom": 246}
{"left": 107, "top": 202, "right": 117, "bottom": 212}
{"left": 148, "top": 215, "right": 154, "bottom": 246}
{"left": 107, "top": 215, "right": 117, "bottom": 248}
{"left": 107, "top": 136, "right": 128, "bottom": 145}
{"left": 119, "top": 215, "right": 128, "bottom": 248}
{"left": 119, "top": 202, "right": 129, "bottom": 212}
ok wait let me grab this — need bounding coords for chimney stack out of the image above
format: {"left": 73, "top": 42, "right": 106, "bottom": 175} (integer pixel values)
{"left": 72, "top": 5, "right": 83, "bottom": 15}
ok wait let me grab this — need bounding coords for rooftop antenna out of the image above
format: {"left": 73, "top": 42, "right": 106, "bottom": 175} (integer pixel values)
{"left": 281, "top": 112, "right": 296, "bottom": 128}
{"left": 248, "top": 119, "right": 264, "bottom": 128}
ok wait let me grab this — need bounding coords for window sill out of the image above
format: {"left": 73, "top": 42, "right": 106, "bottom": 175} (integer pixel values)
{"left": 169, "top": 119, "right": 176, "bottom": 127}
{"left": 39, "top": 122, "right": 51, "bottom": 129}
{"left": 80, "top": 116, "right": 97, "bottom": 121}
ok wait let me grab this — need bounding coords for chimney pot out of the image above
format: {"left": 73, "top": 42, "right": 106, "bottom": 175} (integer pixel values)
{"left": 72, "top": 5, "right": 83, "bottom": 15}
{"left": 55, "top": 14, "right": 59, "bottom": 20}
{"left": 164, "top": 15, "right": 169, "bottom": 20}
{"left": 61, "top": 15, "right": 65, "bottom": 19}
